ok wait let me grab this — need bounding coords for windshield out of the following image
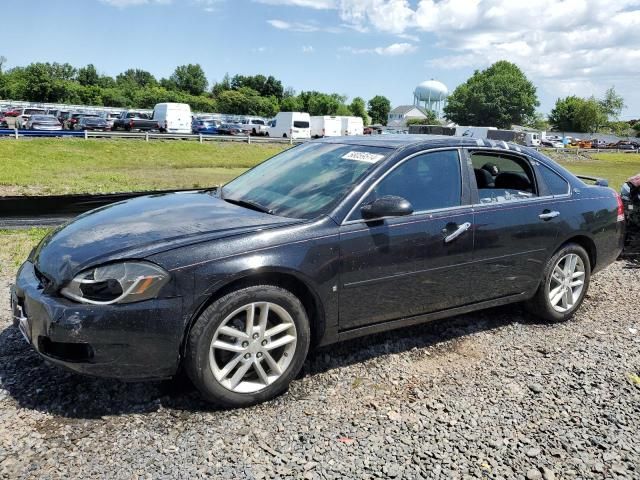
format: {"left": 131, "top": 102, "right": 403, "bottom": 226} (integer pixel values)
{"left": 25, "top": 109, "right": 46, "bottom": 115}
{"left": 221, "top": 142, "right": 391, "bottom": 219}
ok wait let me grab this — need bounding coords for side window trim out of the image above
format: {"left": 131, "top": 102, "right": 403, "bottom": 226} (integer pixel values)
{"left": 342, "top": 147, "right": 467, "bottom": 224}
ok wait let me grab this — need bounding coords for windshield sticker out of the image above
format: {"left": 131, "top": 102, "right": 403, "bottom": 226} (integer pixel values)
{"left": 342, "top": 151, "right": 385, "bottom": 163}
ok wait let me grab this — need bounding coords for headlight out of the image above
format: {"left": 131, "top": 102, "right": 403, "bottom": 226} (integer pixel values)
{"left": 61, "top": 261, "right": 170, "bottom": 305}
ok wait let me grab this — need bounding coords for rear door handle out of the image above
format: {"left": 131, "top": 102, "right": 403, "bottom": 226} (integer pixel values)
{"left": 444, "top": 222, "right": 472, "bottom": 243}
{"left": 539, "top": 210, "right": 560, "bottom": 220}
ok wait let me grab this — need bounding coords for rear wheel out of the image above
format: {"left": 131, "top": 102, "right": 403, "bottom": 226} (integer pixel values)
{"left": 526, "top": 243, "right": 591, "bottom": 322}
{"left": 283, "top": 134, "right": 287, "bottom": 138}
{"left": 185, "top": 285, "right": 310, "bottom": 407}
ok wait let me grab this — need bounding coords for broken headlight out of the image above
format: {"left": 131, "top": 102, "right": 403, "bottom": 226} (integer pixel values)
{"left": 61, "top": 261, "right": 170, "bottom": 305}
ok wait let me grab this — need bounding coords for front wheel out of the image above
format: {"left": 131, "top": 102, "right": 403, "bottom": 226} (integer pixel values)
{"left": 185, "top": 285, "right": 310, "bottom": 408}
{"left": 526, "top": 243, "right": 591, "bottom": 322}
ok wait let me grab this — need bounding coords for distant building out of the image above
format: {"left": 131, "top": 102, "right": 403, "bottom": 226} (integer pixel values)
{"left": 387, "top": 105, "right": 432, "bottom": 127}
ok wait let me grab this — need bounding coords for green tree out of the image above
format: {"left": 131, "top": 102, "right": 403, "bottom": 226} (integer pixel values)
{"left": 349, "top": 97, "right": 369, "bottom": 125}
{"left": 170, "top": 64, "right": 208, "bottom": 96}
{"left": 599, "top": 87, "right": 625, "bottom": 120}
{"left": 280, "top": 95, "right": 303, "bottom": 112}
{"left": 77, "top": 64, "right": 99, "bottom": 86}
{"left": 231, "top": 74, "right": 284, "bottom": 100}
{"left": 574, "top": 97, "right": 607, "bottom": 133}
{"left": 548, "top": 96, "right": 582, "bottom": 132}
{"left": 367, "top": 95, "right": 391, "bottom": 125}
{"left": 23, "top": 63, "right": 54, "bottom": 101}
{"left": 49, "top": 62, "right": 76, "bottom": 81}
{"left": 117, "top": 69, "right": 157, "bottom": 88}
{"left": 549, "top": 96, "right": 607, "bottom": 133}
{"left": 443, "top": 61, "right": 539, "bottom": 128}
{"left": 211, "top": 73, "right": 232, "bottom": 96}
{"left": 524, "top": 112, "right": 549, "bottom": 131}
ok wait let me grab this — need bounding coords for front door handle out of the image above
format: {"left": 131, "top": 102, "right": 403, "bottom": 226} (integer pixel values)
{"left": 539, "top": 210, "right": 560, "bottom": 220}
{"left": 444, "top": 222, "right": 472, "bottom": 243}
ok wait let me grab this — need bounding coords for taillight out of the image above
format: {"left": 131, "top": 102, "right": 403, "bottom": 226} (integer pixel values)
{"left": 616, "top": 193, "right": 625, "bottom": 222}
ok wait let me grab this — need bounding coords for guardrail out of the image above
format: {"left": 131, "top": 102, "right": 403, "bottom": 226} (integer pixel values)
{"left": 0, "top": 128, "right": 305, "bottom": 145}
{"left": 1, "top": 129, "right": 639, "bottom": 153}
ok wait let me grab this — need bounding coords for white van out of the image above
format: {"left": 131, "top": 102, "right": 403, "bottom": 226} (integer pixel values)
{"left": 153, "top": 103, "right": 192, "bottom": 134}
{"left": 340, "top": 116, "right": 364, "bottom": 136}
{"left": 310, "top": 116, "right": 341, "bottom": 138}
{"left": 267, "top": 112, "right": 311, "bottom": 139}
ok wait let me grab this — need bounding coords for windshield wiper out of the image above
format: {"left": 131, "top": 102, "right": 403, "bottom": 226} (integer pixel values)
{"left": 224, "top": 197, "right": 274, "bottom": 215}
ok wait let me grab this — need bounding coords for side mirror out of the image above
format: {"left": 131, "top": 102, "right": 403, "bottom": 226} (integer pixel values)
{"left": 361, "top": 195, "right": 413, "bottom": 220}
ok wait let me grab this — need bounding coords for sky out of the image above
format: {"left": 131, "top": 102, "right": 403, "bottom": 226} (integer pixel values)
{"left": 3, "top": 0, "right": 639, "bottom": 118}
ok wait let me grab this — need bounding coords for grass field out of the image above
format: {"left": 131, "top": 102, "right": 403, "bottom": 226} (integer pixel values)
{"left": 0, "top": 139, "right": 288, "bottom": 195}
{"left": 0, "top": 228, "right": 49, "bottom": 275}
{"left": 551, "top": 152, "right": 640, "bottom": 191}
{"left": 0, "top": 139, "right": 638, "bottom": 195}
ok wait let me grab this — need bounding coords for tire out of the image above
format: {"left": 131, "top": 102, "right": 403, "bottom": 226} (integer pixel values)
{"left": 185, "top": 285, "right": 311, "bottom": 408}
{"left": 265, "top": 132, "right": 269, "bottom": 137}
{"left": 525, "top": 243, "right": 591, "bottom": 322}
{"left": 283, "top": 134, "right": 287, "bottom": 138}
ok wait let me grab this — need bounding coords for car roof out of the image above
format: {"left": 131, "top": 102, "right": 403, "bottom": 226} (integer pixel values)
{"left": 316, "top": 134, "right": 530, "bottom": 152}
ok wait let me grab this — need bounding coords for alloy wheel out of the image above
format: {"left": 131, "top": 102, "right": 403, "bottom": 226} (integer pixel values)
{"left": 548, "top": 253, "right": 585, "bottom": 313}
{"left": 209, "top": 302, "right": 298, "bottom": 394}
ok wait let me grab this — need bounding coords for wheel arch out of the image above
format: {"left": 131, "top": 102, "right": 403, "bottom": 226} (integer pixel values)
{"left": 555, "top": 233, "right": 597, "bottom": 271}
{"left": 181, "top": 268, "right": 327, "bottom": 357}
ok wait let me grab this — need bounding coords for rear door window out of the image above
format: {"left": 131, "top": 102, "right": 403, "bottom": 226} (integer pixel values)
{"left": 470, "top": 152, "right": 538, "bottom": 204}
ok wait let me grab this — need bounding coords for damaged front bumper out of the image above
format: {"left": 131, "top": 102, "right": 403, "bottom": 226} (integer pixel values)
{"left": 11, "top": 261, "right": 185, "bottom": 380}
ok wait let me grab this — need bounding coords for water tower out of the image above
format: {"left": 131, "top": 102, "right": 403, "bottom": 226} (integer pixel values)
{"left": 413, "top": 79, "right": 448, "bottom": 118}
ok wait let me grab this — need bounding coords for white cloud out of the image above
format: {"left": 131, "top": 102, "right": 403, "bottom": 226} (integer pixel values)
{"left": 268, "top": 19, "right": 319, "bottom": 32}
{"left": 194, "top": 0, "right": 223, "bottom": 12}
{"left": 341, "top": 42, "right": 417, "bottom": 56}
{"left": 266, "top": 0, "right": 640, "bottom": 105}
{"left": 267, "top": 19, "right": 341, "bottom": 33}
{"left": 100, "top": 0, "right": 170, "bottom": 6}
{"left": 254, "top": 0, "right": 336, "bottom": 8}
{"left": 302, "top": 45, "right": 314, "bottom": 53}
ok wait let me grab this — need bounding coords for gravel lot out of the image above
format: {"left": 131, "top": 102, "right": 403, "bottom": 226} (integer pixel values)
{"left": 1, "top": 260, "right": 638, "bottom": 479}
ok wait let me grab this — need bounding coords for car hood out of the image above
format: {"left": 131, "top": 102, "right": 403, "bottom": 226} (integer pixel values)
{"left": 32, "top": 191, "right": 301, "bottom": 287}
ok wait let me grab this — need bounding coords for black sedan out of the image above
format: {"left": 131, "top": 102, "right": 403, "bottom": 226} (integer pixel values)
{"left": 11, "top": 136, "right": 625, "bottom": 407}
{"left": 76, "top": 116, "right": 110, "bottom": 131}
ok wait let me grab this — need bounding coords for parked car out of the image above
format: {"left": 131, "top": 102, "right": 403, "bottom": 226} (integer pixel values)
{"left": 153, "top": 103, "right": 192, "bottom": 134}
{"left": 98, "top": 112, "right": 121, "bottom": 130}
{"left": 15, "top": 108, "right": 47, "bottom": 129}
{"left": 25, "top": 115, "right": 62, "bottom": 130}
{"left": 238, "top": 117, "right": 268, "bottom": 136}
{"left": 218, "top": 123, "right": 244, "bottom": 135}
{"left": 112, "top": 111, "right": 157, "bottom": 132}
{"left": 192, "top": 119, "right": 221, "bottom": 135}
{"left": 267, "top": 112, "right": 311, "bottom": 139}
{"left": 2, "top": 107, "right": 21, "bottom": 117}
{"left": 11, "top": 136, "right": 625, "bottom": 407}
{"left": 0, "top": 113, "right": 8, "bottom": 128}
{"left": 64, "top": 113, "right": 98, "bottom": 130}
{"left": 75, "top": 116, "right": 110, "bottom": 131}
{"left": 541, "top": 140, "right": 564, "bottom": 148}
